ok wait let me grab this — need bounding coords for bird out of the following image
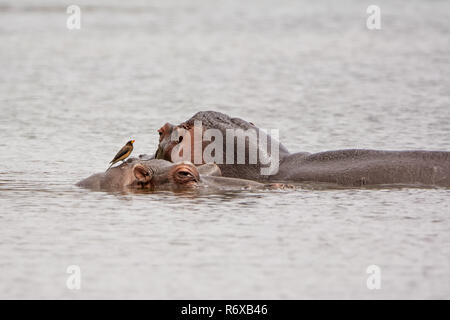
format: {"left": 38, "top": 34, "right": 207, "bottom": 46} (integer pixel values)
{"left": 107, "top": 140, "right": 135, "bottom": 170}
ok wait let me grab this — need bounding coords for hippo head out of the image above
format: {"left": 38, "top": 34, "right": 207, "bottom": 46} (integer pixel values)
{"left": 77, "top": 159, "right": 203, "bottom": 191}
{"left": 154, "top": 111, "right": 258, "bottom": 164}
{"left": 154, "top": 111, "right": 290, "bottom": 179}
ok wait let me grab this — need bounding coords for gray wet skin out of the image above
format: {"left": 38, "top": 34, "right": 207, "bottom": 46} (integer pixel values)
{"left": 76, "top": 158, "right": 269, "bottom": 192}
{"left": 155, "top": 111, "right": 450, "bottom": 188}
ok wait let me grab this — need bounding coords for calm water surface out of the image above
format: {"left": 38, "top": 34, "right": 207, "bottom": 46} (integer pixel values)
{"left": 0, "top": 0, "right": 449, "bottom": 299}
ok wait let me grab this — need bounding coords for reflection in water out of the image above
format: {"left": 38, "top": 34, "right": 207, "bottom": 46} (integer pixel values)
{"left": 0, "top": 0, "right": 450, "bottom": 299}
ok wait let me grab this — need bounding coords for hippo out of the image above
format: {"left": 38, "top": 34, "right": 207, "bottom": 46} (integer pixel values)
{"left": 154, "top": 111, "right": 450, "bottom": 188}
{"left": 76, "top": 158, "right": 287, "bottom": 192}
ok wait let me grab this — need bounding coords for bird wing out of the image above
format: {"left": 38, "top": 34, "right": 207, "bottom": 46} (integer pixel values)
{"left": 110, "top": 145, "right": 131, "bottom": 163}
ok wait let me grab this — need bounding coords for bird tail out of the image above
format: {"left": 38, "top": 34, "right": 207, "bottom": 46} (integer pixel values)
{"left": 106, "top": 162, "right": 114, "bottom": 171}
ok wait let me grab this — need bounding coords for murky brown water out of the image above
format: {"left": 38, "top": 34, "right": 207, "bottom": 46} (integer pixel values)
{"left": 0, "top": 0, "right": 449, "bottom": 299}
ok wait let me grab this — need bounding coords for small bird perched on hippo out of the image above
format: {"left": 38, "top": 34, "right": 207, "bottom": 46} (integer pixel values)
{"left": 108, "top": 140, "right": 135, "bottom": 170}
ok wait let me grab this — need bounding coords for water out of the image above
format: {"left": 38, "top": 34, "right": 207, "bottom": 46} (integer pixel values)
{"left": 0, "top": 0, "right": 449, "bottom": 299}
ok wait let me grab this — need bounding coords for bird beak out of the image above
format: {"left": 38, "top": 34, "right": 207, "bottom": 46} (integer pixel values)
{"left": 131, "top": 140, "right": 135, "bottom": 144}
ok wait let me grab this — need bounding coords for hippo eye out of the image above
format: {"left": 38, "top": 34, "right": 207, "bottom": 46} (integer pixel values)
{"left": 178, "top": 136, "right": 183, "bottom": 143}
{"left": 175, "top": 169, "right": 196, "bottom": 182}
{"left": 170, "top": 165, "right": 200, "bottom": 185}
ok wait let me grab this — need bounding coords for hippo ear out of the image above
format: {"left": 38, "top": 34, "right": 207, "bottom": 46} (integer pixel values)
{"left": 133, "top": 164, "right": 152, "bottom": 183}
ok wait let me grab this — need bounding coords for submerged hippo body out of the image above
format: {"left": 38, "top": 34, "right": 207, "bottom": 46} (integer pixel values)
{"left": 76, "top": 158, "right": 277, "bottom": 192}
{"left": 155, "top": 111, "right": 450, "bottom": 188}
{"left": 275, "top": 149, "right": 450, "bottom": 187}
